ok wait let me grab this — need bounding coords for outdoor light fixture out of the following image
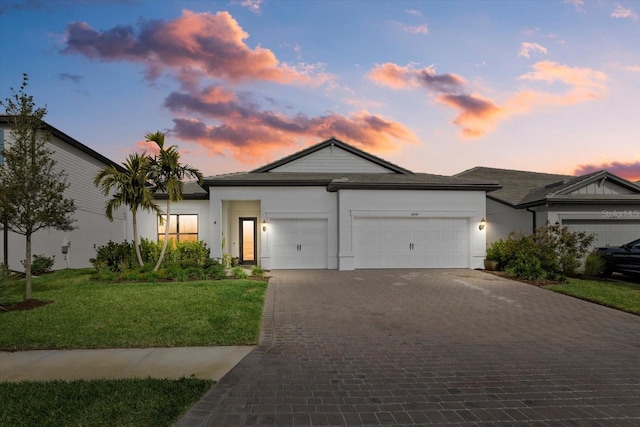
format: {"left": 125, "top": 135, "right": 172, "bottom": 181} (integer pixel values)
{"left": 479, "top": 218, "right": 486, "bottom": 230}
{"left": 262, "top": 219, "right": 267, "bottom": 232}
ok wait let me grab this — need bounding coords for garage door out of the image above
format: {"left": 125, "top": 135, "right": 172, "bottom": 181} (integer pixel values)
{"left": 269, "top": 219, "right": 328, "bottom": 269}
{"left": 354, "top": 217, "right": 469, "bottom": 269}
{"left": 564, "top": 220, "right": 640, "bottom": 248}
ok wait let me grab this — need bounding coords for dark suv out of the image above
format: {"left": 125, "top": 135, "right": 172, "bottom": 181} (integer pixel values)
{"left": 593, "top": 238, "right": 640, "bottom": 277}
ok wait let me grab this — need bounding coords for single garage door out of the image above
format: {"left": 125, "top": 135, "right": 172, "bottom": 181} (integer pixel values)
{"left": 269, "top": 219, "right": 328, "bottom": 269}
{"left": 354, "top": 217, "right": 469, "bottom": 269}
{"left": 564, "top": 219, "right": 640, "bottom": 248}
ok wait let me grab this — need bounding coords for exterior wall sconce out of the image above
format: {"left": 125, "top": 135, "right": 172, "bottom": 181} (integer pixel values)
{"left": 262, "top": 219, "right": 267, "bottom": 232}
{"left": 479, "top": 218, "right": 486, "bottom": 230}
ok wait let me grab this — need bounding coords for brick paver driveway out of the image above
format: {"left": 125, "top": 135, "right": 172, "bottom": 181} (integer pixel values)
{"left": 178, "top": 269, "right": 640, "bottom": 426}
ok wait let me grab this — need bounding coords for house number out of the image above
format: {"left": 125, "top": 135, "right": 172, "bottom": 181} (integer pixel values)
{"left": 410, "top": 213, "right": 419, "bottom": 216}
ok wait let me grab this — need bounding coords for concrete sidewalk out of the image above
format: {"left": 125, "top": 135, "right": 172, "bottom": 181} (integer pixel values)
{"left": 0, "top": 346, "right": 254, "bottom": 382}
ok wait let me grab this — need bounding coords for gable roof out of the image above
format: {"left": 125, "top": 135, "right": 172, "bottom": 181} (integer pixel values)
{"left": 456, "top": 166, "right": 640, "bottom": 207}
{"left": 456, "top": 166, "right": 570, "bottom": 207}
{"left": 517, "top": 170, "right": 640, "bottom": 207}
{"left": 251, "top": 137, "right": 413, "bottom": 174}
{"left": 0, "top": 115, "right": 124, "bottom": 172}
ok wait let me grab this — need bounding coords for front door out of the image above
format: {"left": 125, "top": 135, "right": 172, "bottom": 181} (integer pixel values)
{"left": 239, "top": 218, "right": 257, "bottom": 265}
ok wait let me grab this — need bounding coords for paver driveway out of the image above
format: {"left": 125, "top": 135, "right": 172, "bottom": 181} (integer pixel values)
{"left": 177, "top": 269, "right": 640, "bottom": 426}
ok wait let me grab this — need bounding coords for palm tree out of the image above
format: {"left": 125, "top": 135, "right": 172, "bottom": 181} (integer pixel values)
{"left": 93, "top": 153, "right": 162, "bottom": 267}
{"left": 146, "top": 131, "right": 203, "bottom": 271}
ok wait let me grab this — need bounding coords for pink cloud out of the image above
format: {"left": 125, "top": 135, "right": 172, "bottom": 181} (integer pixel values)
{"left": 574, "top": 161, "right": 640, "bottom": 182}
{"left": 518, "top": 42, "right": 548, "bottom": 58}
{"left": 165, "top": 85, "right": 419, "bottom": 164}
{"left": 611, "top": 4, "right": 638, "bottom": 19}
{"left": 63, "top": 10, "right": 330, "bottom": 85}
{"left": 369, "top": 61, "right": 608, "bottom": 139}
{"left": 369, "top": 63, "right": 466, "bottom": 92}
{"left": 436, "top": 94, "right": 503, "bottom": 138}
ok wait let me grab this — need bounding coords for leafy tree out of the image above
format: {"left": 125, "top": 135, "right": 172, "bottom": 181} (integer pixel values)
{"left": 0, "top": 74, "right": 76, "bottom": 300}
{"left": 146, "top": 131, "right": 203, "bottom": 272}
{"left": 94, "top": 153, "right": 162, "bottom": 267}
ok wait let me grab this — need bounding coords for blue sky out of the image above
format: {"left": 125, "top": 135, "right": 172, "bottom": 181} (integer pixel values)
{"left": 1, "top": 0, "right": 639, "bottom": 180}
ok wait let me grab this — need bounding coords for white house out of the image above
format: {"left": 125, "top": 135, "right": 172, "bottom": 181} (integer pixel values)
{"left": 457, "top": 167, "right": 640, "bottom": 248}
{"left": 137, "top": 138, "right": 500, "bottom": 270}
{"left": 4, "top": 117, "right": 637, "bottom": 272}
{"left": 0, "top": 116, "right": 128, "bottom": 271}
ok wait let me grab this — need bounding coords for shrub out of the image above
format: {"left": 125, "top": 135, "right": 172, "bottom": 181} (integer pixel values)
{"left": 90, "top": 241, "right": 136, "bottom": 272}
{"left": 251, "top": 266, "right": 265, "bottom": 278}
{"left": 497, "top": 223, "right": 595, "bottom": 282}
{"left": 175, "top": 241, "right": 210, "bottom": 267}
{"left": 231, "top": 266, "right": 248, "bottom": 279}
{"left": 21, "top": 254, "right": 55, "bottom": 275}
{"left": 204, "top": 259, "right": 226, "bottom": 280}
{"left": 584, "top": 253, "right": 606, "bottom": 278}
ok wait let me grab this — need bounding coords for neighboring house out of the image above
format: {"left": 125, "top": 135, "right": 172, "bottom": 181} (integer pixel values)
{"left": 457, "top": 167, "right": 640, "bottom": 248}
{"left": 137, "top": 138, "right": 500, "bottom": 270}
{"left": 0, "top": 116, "right": 128, "bottom": 271}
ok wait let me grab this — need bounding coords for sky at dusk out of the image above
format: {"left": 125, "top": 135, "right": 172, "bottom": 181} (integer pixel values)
{"left": 1, "top": 0, "right": 639, "bottom": 180}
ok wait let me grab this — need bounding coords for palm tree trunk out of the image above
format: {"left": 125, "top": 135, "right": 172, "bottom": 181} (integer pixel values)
{"left": 132, "top": 212, "right": 144, "bottom": 267}
{"left": 25, "top": 232, "right": 32, "bottom": 300}
{"left": 154, "top": 200, "right": 171, "bottom": 271}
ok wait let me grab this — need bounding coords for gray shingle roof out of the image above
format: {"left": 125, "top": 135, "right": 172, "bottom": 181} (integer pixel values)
{"left": 204, "top": 172, "right": 501, "bottom": 192}
{"left": 456, "top": 167, "right": 571, "bottom": 206}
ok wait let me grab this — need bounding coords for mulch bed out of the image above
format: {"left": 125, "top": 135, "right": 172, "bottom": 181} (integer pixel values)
{"left": 485, "top": 270, "right": 564, "bottom": 287}
{"left": 2, "top": 299, "right": 53, "bottom": 312}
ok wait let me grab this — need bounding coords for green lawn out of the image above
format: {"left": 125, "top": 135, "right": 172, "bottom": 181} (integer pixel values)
{"left": 0, "top": 378, "right": 213, "bottom": 426}
{"left": 0, "top": 269, "right": 267, "bottom": 350}
{"left": 545, "top": 277, "right": 640, "bottom": 315}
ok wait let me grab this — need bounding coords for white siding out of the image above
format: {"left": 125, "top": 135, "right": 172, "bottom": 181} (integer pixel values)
{"left": 269, "top": 146, "right": 394, "bottom": 173}
{"left": 0, "top": 124, "right": 128, "bottom": 270}
{"left": 570, "top": 180, "right": 634, "bottom": 195}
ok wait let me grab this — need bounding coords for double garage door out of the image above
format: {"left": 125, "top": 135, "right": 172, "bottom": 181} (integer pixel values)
{"left": 354, "top": 217, "right": 469, "bottom": 269}
{"left": 269, "top": 217, "right": 470, "bottom": 269}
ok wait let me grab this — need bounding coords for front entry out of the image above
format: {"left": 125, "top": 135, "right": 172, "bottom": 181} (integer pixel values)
{"left": 239, "top": 217, "right": 257, "bottom": 265}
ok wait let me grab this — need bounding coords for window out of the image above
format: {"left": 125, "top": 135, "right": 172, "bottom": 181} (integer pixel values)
{"left": 157, "top": 214, "right": 198, "bottom": 242}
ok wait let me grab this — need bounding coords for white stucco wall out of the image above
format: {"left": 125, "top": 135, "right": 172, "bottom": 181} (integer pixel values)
{"left": 485, "top": 198, "right": 533, "bottom": 245}
{"left": 208, "top": 187, "right": 339, "bottom": 269}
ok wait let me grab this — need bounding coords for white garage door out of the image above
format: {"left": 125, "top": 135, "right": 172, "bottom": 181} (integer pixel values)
{"left": 354, "top": 217, "right": 469, "bottom": 269}
{"left": 564, "top": 220, "right": 640, "bottom": 248}
{"left": 270, "top": 219, "right": 328, "bottom": 269}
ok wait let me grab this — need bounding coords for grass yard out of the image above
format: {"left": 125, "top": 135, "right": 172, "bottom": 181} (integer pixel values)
{"left": 545, "top": 277, "right": 640, "bottom": 316}
{"left": 0, "top": 377, "right": 213, "bottom": 426}
{"left": 0, "top": 269, "right": 267, "bottom": 351}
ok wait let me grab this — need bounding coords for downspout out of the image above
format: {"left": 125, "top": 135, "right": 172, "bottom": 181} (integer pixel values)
{"left": 526, "top": 208, "right": 536, "bottom": 233}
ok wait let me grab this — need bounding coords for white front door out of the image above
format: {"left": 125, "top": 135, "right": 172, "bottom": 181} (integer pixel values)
{"left": 270, "top": 219, "right": 328, "bottom": 269}
{"left": 354, "top": 217, "right": 469, "bottom": 269}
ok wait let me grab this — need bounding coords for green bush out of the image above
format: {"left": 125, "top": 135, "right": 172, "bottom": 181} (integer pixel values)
{"left": 91, "top": 239, "right": 213, "bottom": 276}
{"left": 584, "top": 253, "right": 606, "bottom": 278}
{"left": 495, "top": 223, "right": 595, "bottom": 282}
{"left": 251, "top": 266, "right": 265, "bottom": 278}
{"left": 90, "top": 241, "right": 136, "bottom": 272}
{"left": 231, "top": 266, "right": 248, "bottom": 279}
{"left": 21, "top": 254, "right": 55, "bottom": 275}
{"left": 204, "top": 259, "right": 226, "bottom": 280}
